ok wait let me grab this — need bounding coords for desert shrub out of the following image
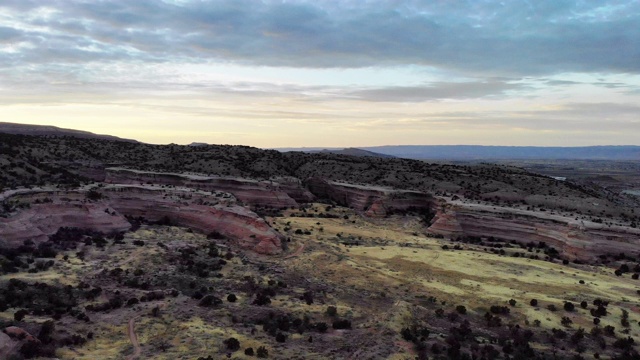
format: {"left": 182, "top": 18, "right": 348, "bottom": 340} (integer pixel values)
{"left": 621, "top": 309, "right": 630, "bottom": 327}
{"left": 86, "top": 189, "right": 103, "bottom": 201}
{"left": 552, "top": 328, "right": 567, "bottom": 339}
{"left": 604, "top": 325, "right": 615, "bottom": 336}
{"left": 315, "top": 322, "right": 328, "bottom": 333}
{"left": 275, "top": 333, "right": 287, "bottom": 343}
{"left": 332, "top": 319, "right": 352, "bottom": 330}
{"left": 223, "top": 337, "right": 240, "bottom": 352}
{"left": 530, "top": 299, "right": 538, "bottom": 306}
{"left": 591, "top": 305, "right": 607, "bottom": 317}
{"left": 509, "top": 299, "right": 517, "bottom": 306}
{"left": 26, "top": 315, "right": 52, "bottom": 339}
{"left": 326, "top": 305, "right": 338, "bottom": 317}
{"left": 613, "top": 336, "right": 635, "bottom": 350}
{"left": 561, "top": 316, "right": 573, "bottom": 326}
{"left": 401, "top": 328, "right": 413, "bottom": 341}
{"left": 580, "top": 301, "right": 588, "bottom": 309}
{"left": 484, "top": 312, "right": 502, "bottom": 327}
{"left": 207, "top": 231, "right": 225, "bottom": 240}
{"left": 455, "top": 305, "right": 467, "bottom": 314}
{"left": 569, "top": 328, "right": 585, "bottom": 344}
{"left": 245, "top": 347, "right": 254, "bottom": 356}
{"left": 564, "top": 302, "right": 575, "bottom": 311}
{"left": 490, "top": 305, "right": 510, "bottom": 315}
{"left": 447, "top": 311, "right": 459, "bottom": 322}
{"left": 133, "top": 269, "right": 144, "bottom": 276}
{"left": 126, "top": 298, "right": 139, "bottom": 306}
{"left": 256, "top": 346, "right": 269, "bottom": 358}
{"left": 14, "top": 309, "right": 28, "bottom": 321}
{"left": 302, "top": 291, "right": 314, "bottom": 305}
{"left": 253, "top": 293, "right": 271, "bottom": 306}
{"left": 615, "top": 269, "right": 623, "bottom": 276}
{"left": 199, "top": 295, "right": 222, "bottom": 307}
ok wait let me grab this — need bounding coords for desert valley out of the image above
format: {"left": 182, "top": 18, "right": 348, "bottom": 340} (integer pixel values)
{"left": 0, "top": 125, "right": 639, "bottom": 359}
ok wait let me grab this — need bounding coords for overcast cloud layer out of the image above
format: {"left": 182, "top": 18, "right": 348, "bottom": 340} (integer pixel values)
{"left": 0, "top": 0, "right": 639, "bottom": 146}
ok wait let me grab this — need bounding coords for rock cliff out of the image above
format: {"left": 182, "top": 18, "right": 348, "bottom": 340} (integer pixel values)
{"left": 429, "top": 202, "right": 640, "bottom": 261}
{"left": 306, "top": 177, "right": 434, "bottom": 216}
{"left": 105, "top": 168, "right": 310, "bottom": 208}
{"left": 0, "top": 186, "right": 283, "bottom": 254}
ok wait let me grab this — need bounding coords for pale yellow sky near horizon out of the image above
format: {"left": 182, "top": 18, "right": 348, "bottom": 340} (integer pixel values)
{"left": 2, "top": 2, "right": 640, "bottom": 147}
{"left": 3, "top": 88, "right": 637, "bottom": 148}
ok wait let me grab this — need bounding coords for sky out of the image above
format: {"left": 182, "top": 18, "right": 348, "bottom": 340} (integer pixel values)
{"left": 0, "top": 0, "right": 639, "bottom": 147}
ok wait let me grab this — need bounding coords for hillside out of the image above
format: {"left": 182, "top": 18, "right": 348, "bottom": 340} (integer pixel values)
{"left": 310, "top": 148, "right": 395, "bottom": 158}
{"left": 1, "top": 132, "right": 640, "bottom": 359}
{"left": 0, "top": 122, "right": 137, "bottom": 143}
{"left": 360, "top": 145, "right": 640, "bottom": 160}
{"left": 2, "top": 133, "right": 638, "bottom": 218}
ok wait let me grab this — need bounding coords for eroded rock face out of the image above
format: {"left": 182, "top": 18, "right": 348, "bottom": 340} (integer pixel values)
{"left": 306, "top": 177, "right": 434, "bottom": 216}
{"left": 0, "top": 201, "right": 131, "bottom": 248}
{"left": 3, "top": 327, "right": 38, "bottom": 343}
{"left": 0, "top": 331, "right": 20, "bottom": 360}
{"left": 429, "top": 202, "right": 640, "bottom": 261}
{"left": 105, "top": 168, "right": 309, "bottom": 208}
{"left": 106, "top": 188, "right": 283, "bottom": 254}
{"left": 0, "top": 186, "right": 283, "bottom": 254}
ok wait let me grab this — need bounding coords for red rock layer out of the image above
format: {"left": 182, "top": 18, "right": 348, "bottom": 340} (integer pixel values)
{"left": 105, "top": 168, "right": 310, "bottom": 208}
{"left": 429, "top": 203, "right": 640, "bottom": 261}
{"left": 0, "top": 202, "right": 131, "bottom": 248}
{"left": 0, "top": 187, "right": 283, "bottom": 254}
{"left": 306, "top": 177, "right": 434, "bottom": 216}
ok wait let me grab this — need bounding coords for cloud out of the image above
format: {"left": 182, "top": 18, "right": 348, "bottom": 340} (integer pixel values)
{"left": 0, "top": 0, "right": 638, "bottom": 75}
{"left": 348, "top": 80, "right": 525, "bottom": 102}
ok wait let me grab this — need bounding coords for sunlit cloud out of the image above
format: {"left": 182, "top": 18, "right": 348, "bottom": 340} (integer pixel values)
{"left": 0, "top": 0, "right": 638, "bottom": 146}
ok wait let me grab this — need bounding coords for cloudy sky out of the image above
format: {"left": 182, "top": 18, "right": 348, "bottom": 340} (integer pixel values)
{"left": 1, "top": 0, "right": 639, "bottom": 147}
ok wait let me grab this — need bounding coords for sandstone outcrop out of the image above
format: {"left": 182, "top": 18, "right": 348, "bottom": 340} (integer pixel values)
{"left": 0, "top": 186, "right": 283, "bottom": 254}
{"left": 0, "top": 331, "right": 20, "bottom": 360}
{"left": 105, "top": 187, "right": 283, "bottom": 254}
{"left": 429, "top": 202, "right": 640, "bottom": 261}
{"left": 0, "top": 201, "right": 131, "bottom": 248}
{"left": 105, "top": 168, "right": 309, "bottom": 208}
{"left": 306, "top": 177, "right": 434, "bottom": 216}
{"left": 3, "top": 327, "right": 38, "bottom": 343}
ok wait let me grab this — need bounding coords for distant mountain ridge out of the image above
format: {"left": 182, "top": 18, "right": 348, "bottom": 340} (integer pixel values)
{"left": 2, "top": 123, "right": 638, "bottom": 160}
{"left": 359, "top": 145, "right": 640, "bottom": 160}
{"left": 0, "top": 122, "right": 137, "bottom": 142}
{"left": 312, "top": 148, "right": 395, "bottom": 158}
{"left": 277, "top": 145, "right": 640, "bottom": 160}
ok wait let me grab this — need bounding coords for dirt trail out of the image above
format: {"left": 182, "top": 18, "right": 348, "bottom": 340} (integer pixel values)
{"left": 125, "top": 302, "right": 167, "bottom": 359}
{"left": 284, "top": 242, "right": 305, "bottom": 259}
{"left": 126, "top": 316, "right": 141, "bottom": 360}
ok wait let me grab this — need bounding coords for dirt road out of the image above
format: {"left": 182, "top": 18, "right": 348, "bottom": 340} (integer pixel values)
{"left": 284, "top": 242, "right": 305, "bottom": 259}
{"left": 125, "top": 316, "right": 141, "bottom": 360}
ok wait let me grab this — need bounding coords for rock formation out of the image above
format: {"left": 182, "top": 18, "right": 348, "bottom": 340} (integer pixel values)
{"left": 105, "top": 168, "right": 310, "bottom": 208}
{"left": 0, "top": 200, "right": 131, "bottom": 248}
{"left": 0, "top": 185, "right": 283, "bottom": 254}
{"left": 428, "top": 202, "right": 640, "bottom": 261}
{"left": 0, "top": 331, "right": 20, "bottom": 360}
{"left": 306, "top": 177, "right": 434, "bottom": 216}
